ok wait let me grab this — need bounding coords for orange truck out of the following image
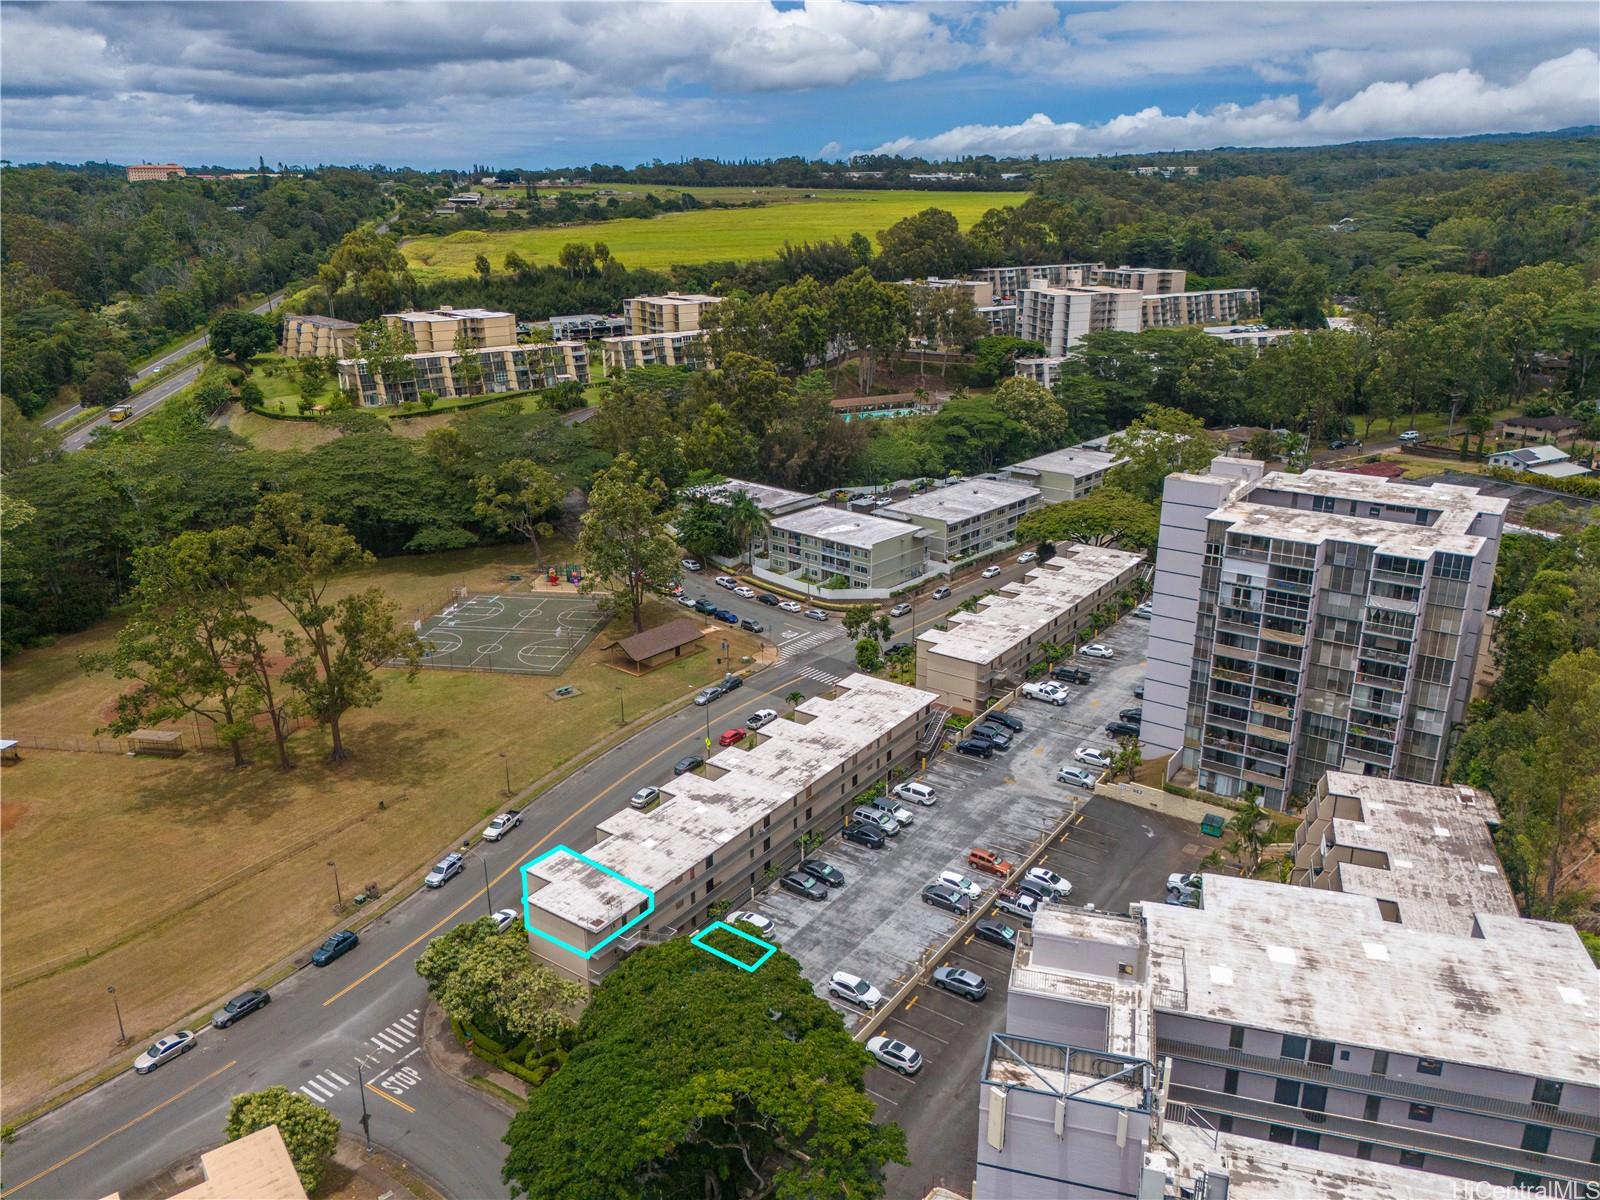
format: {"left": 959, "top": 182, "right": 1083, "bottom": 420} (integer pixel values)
{"left": 967, "top": 847, "right": 1015, "bottom": 877}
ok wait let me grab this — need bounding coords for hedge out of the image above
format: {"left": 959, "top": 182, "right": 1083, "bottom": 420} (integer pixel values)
{"left": 1485, "top": 465, "right": 1600, "bottom": 500}
{"left": 449, "top": 1015, "right": 567, "bottom": 1090}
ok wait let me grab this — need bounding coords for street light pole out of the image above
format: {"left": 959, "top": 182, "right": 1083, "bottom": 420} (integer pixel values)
{"left": 107, "top": 985, "right": 127, "bottom": 1044}
{"left": 481, "top": 854, "right": 493, "bottom": 916}
{"left": 617, "top": 686, "right": 625, "bottom": 725}
{"left": 500, "top": 752, "right": 511, "bottom": 797}
{"left": 355, "top": 1061, "right": 373, "bottom": 1152}
{"left": 327, "top": 860, "right": 343, "bottom": 912}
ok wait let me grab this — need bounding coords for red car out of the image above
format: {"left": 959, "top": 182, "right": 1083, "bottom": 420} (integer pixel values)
{"left": 718, "top": 728, "right": 747, "bottom": 748}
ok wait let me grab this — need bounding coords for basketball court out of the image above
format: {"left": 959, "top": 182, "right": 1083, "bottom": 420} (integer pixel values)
{"left": 408, "top": 591, "right": 610, "bottom": 676}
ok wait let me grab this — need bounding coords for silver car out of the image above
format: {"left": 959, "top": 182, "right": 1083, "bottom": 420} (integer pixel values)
{"left": 866, "top": 1036, "right": 923, "bottom": 1075}
{"left": 134, "top": 1030, "right": 196, "bottom": 1074}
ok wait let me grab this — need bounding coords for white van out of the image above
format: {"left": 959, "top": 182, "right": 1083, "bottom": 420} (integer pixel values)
{"left": 893, "top": 781, "right": 937, "bottom": 806}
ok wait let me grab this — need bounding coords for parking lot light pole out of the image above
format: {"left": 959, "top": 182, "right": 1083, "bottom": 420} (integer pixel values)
{"left": 107, "top": 985, "right": 127, "bottom": 1044}
{"left": 327, "top": 860, "right": 343, "bottom": 912}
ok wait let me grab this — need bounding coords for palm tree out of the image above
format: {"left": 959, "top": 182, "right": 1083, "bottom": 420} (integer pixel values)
{"left": 1225, "top": 787, "right": 1269, "bottom": 875}
{"left": 785, "top": 691, "right": 804, "bottom": 716}
{"left": 725, "top": 492, "right": 766, "bottom": 567}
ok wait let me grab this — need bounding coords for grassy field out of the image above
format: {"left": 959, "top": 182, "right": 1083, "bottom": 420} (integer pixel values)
{"left": 0, "top": 544, "right": 761, "bottom": 1116}
{"left": 402, "top": 189, "right": 1024, "bottom": 278}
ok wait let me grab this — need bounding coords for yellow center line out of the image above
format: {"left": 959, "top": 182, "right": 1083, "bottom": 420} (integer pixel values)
{"left": 322, "top": 673, "right": 805, "bottom": 1007}
{"left": 365, "top": 1082, "right": 417, "bottom": 1114}
{"left": 0, "top": 1060, "right": 238, "bottom": 1198}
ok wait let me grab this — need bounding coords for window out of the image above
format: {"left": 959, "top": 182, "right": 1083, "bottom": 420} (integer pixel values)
{"left": 1228, "top": 1025, "right": 1245, "bottom": 1050}
{"left": 1522, "top": 1126, "right": 1551, "bottom": 1154}
{"left": 1416, "top": 1057, "right": 1443, "bottom": 1076}
{"left": 1364, "top": 1095, "right": 1381, "bottom": 1121}
{"left": 1371, "top": 1050, "right": 1389, "bottom": 1077}
{"left": 1217, "top": 1115, "right": 1234, "bottom": 1134}
{"left": 1267, "top": 1125, "right": 1294, "bottom": 1145}
{"left": 1309, "top": 1040, "right": 1336, "bottom": 1067}
{"left": 1533, "top": 1079, "right": 1563, "bottom": 1107}
{"left": 1223, "top": 1069, "right": 1239, "bottom": 1095}
{"left": 1408, "top": 1103, "right": 1434, "bottom": 1123}
{"left": 1399, "top": 1150, "right": 1426, "bottom": 1170}
{"left": 1293, "top": 1130, "right": 1320, "bottom": 1151}
{"left": 1274, "top": 1079, "right": 1300, "bottom": 1106}
{"left": 1355, "top": 1143, "right": 1374, "bottom": 1161}
{"left": 1280, "top": 1035, "right": 1308, "bottom": 1061}
{"left": 1301, "top": 1084, "right": 1328, "bottom": 1114}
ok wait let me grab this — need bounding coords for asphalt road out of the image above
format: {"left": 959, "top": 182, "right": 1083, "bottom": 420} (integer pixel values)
{"left": 54, "top": 292, "right": 285, "bottom": 451}
{"left": 0, "top": 556, "right": 1039, "bottom": 1200}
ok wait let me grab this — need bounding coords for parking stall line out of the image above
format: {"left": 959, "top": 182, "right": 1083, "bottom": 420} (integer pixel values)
{"left": 865, "top": 1087, "right": 903, "bottom": 1107}
{"left": 905, "top": 1002, "right": 966, "bottom": 1027}
{"left": 888, "top": 1020, "right": 953, "bottom": 1045}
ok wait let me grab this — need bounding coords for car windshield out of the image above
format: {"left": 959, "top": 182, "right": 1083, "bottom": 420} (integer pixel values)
{"left": 852, "top": 980, "right": 870, "bottom": 994}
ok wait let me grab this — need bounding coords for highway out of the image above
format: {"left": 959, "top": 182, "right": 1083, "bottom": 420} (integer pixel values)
{"left": 0, "top": 557, "right": 1036, "bottom": 1200}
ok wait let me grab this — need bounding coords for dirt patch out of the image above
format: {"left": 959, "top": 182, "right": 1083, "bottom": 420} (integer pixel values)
{"left": 0, "top": 799, "right": 29, "bottom": 833}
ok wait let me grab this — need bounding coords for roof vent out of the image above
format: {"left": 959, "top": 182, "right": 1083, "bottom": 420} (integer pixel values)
{"left": 1209, "top": 965, "right": 1235, "bottom": 986}
{"left": 1558, "top": 986, "right": 1587, "bottom": 1007}
{"left": 1362, "top": 942, "right": 1390, "bottom": 961}
{"left": 1265, "top": 945, "right": 1296, "bottom": 966}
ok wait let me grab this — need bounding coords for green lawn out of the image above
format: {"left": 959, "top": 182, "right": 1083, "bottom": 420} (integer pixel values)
{"left": 402, "top": 189, "right": 1024, "bottom": 278}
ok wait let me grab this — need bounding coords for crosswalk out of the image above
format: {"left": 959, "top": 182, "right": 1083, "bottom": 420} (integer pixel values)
{"left": 779, "top": 629, "right": 841, "bottom": 660}
{"left": 368, "top": 1009, "right": 420, "bottom": 1054}
{"left": 794, "top": 665, "right": 843, "bottom": 686}
{"left": 298, "top": 1069, "right": 352, "bottom": 1103}
{"left": 296, "top": 1007, "right": 421, "bottom": 1105}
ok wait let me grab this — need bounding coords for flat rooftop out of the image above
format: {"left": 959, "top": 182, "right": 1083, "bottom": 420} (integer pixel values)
{"left": 602, "top": 329, "right": 706, "bottom": 344}
{"left": 684, "top": 478, "right": 820, "bottom": 517}
{"left": 883, "top": 478, "right": 1039, "bottom": 523}
{"left": 389, "top": 307, "right": 513, "bottom": 322}
{"left": 631, "top": 292, "right": 721, "bottom": 305}
{"left": 769, "top": 505, "right": 918, "bottom": 549}
{"left": 339, "top": 342, "right": 579, "bottom": 366}
{"left": 916, "top": 545, "right": 1145, "bottom": 665}
{"left": 286, "top": 314, "right": 357, "bottom": 329}
{"left": 526, "top": 675, "right": 939, "bottom": 931}
{"left": 1143, "top": 875, "right": 1597, "bottom": 1084}
{"left": 1161, "top": 1123, "right": 1458, "bottom": 1200}
{"left": 1315, "top": 773, "right": 1516, "bottom": 936}
{"left": 1005, "top": 445, "right": 1119, "bottom": 479}
{"left": 982, "top": 1033, "right": 1151, "bottom": 1113}
{"left": 1012, "top": 909, "right": 1152, "bottom": 1061}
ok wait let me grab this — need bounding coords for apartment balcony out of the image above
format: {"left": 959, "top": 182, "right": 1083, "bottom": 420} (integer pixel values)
{"left": 1342, "top": 743, "right": 1395, "bottom": 771}
{"left": 1367, "top": 594, "right": 1420, "bottom": 617}
{"left": 1246, "top": 722, "right": 1293, "bottom": 745}
{"left": 1242, "top": 765, "right": 1286, "bottom": 787}
{"left": 1250, "top": 697, "right": 1291, "bottom": 719}
{"left": 1265, "top": 579, "right": 1313, "bottom": 598}
{"left": 1213, "top": 667, "right": 1253, "bottom": 686}
{"left": 1260, "top": 623, "right": 1307, "bottom": 647}
{"left": 1350, "top": 692, "right": 1404, "bottom": 721}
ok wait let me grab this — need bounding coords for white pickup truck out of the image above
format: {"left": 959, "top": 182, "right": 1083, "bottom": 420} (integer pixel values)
{"left": 482, "top": 809, "right": 522, "bottom": 841}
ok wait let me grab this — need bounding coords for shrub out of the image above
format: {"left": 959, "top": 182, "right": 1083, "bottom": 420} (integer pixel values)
{"left": 224, "top": 1087, "right": 339, "bottom": 1194}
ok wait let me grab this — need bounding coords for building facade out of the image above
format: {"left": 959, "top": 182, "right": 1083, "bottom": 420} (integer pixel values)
{"left": 337, "top": 341, "right": 588, "bottom": 405}
{"left": 1141, "top": 461, "right": 1507, "bottom": 807}
{"left": 1141, "top": 287, "right": 1262, "bottom": 329}
{"left": 1015, "top": 284, "right": 1143, "bottom": 356}
{"left": 1012, "top": 356, "right": 1070, "bottom": 389}
{"left": 1000, "top": 445, "right": 1121, "bottom": 504}
{"left": 972, "top": 263, "right": 1102, "bottom": 302}
{"left": 882, "top": 478, "right": 1040, "bottom": 564}
{"left": 280, "top": 314, "right": 358, "bottom": 359}
{"left": 126, "top": 163, "right": 186, "bottom": 182}
{"left": 385, "top": 307, "right": 517, "bottom": 352}
{"left": 975, "top": 304, "right": 1018, "bottom": 338}
{"left": 1092, "top": 265, "right": 1188, "bottom": 294}
{"left": 623, "top": 292, "right": 722, "bottom": 336}
{"left": 600, "top": 329, "right": 711, "bottom": 372}
{"left": 1204, "top": 323, "right": 1291, "bottom": 349}
{"left": 547, "top": 313, "right": 629, "bottom": 341}
{"left": 766, "top": 507, "right": 928, "bottom": 590}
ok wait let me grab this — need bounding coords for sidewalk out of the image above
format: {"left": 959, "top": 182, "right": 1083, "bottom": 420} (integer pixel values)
{"left": 419, "top": 998, "right": 526, "bottom": 1116}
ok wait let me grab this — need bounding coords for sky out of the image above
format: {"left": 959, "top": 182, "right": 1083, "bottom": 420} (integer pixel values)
{"left": 2, "top": 1, "right": 1597, "bottom": 169}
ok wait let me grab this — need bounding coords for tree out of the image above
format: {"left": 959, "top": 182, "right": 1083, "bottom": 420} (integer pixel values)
{"left": 830, "top": 268, "right": 909, "bottom": 392}
{"left": 874, "top": 207, "right": 969, "bottom": 280}
{"left": 249, "top": 494, "right": 420, "bottom": 762}
{"left": 1225, "top": 789, "right": 1269, "bottom": 875}
{"left": 1110, "top": 738, "right": 1142, "bottom": 783}
{"left": 785, "top": 690, "right": 804, "bottom": 715}
{"left": 501, "top": 938, "right": 906, "bottom": 1200}
{"left": 473, "top": 459, "right": 564, "bottom": 559}
{"left": 1015, "top": 487, "right": 1158, "bottom": 551}
{"left": 452, "top": 328, "right": 485, "bottom": 396}
{"left": 474, "top": 253, "right": 492, "bottom": 285}
{"left": 208, "top": 310, "right": 277, "bottom": 365}
{"left": 225, "top": 1087, "right": 340, "bottom": 1194}
{"left": 577, "top": 455, "right": 682, "bottom": 633}
{"left": 722, "top": 489, "right": 766, "bottom": 567}
{"left": 417, "top": 918, "right": 584, "bottom": 1045}
{"left": 855, "top": 637, "right": 883, "bottom": 672}
{"left": 992, "top": 376, "right": 1072, "bottom": 453}
{"left": 1104, "top": 406, "right": 1221, "bottom": 503}
{"left": 682, "top": 402, "right": 756, "bottom": 478}
{"left": 354, "top": 319, "right": 417, "bottom": 404}
{"left": 841, "top": 603, "right": 878, "bottom": 642}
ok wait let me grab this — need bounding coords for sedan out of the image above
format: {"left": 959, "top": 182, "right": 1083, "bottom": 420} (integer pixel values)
{"left": 212, "top": 989, "right": 270, "bottom": 1029}
{"left": 1105, "top": 721, "right": 1142, "bottom": 739}
{"left": 779, "top": 872, "right": 827, "bottom": 901}
{"left": 866, "top": 1036, "right": 923, "bottom": 1075}
{"left": 1017, "top": 551, "right": 1037, "bottom": 564}
{"left": 1132, "top": 602, "right": 1153, "bottom": 620}
{"left": 757, "top": 593, "right": 780, "bottom": 606}
{"left": 425, "top": 853, "right": 464, "bottom": 888}
{"left": 311, "top": 929, "right": 359, "bottom": 966}
{"left": 1080, "top": 643, "right": 1115, "bottom": 659}
{"left": 725, "top": 911, "right": 778, "bottom": 940}
{"left": 629, "top": 786, "right": 661, "bottom": 810}
{"left": 1119, "top": 707, "right": 1144, "bottom": 723}
{"left": 1057, "top": 765, "right": 1099, "bottom": 789}
{"left": 973, "top": 918, "right": 1017, "bottom": 950}
{"left": 717, "top": 727, "right": 747, "bottom": 748}
{"left": 1016, "top": 877, "right": 1058, "bottom": 905}
{"left": 134, "top": 1030, "right": 196, "bottom": 1074}
{"left": 694, "top": 598, "right": 717, "bottom": 615}
{"left": 693, "top": 686, "right": 721, "bottom": 706}
{"left": 985, "top": 709, "right": 1024, "bottom": 733}
{"left": 889, "top": 602, "right": 912, "bottom": 618}
{"left": 803, "top": 608, "right": 829, "bottom": 622}
{"left": 1023, "top": 681, "right": 1067, "bottom": 704}
{"left": 491, "top": 908, "right": 522, "bottom": 933}
{"left": 676, "top": 594, "right": 698, "bottom": 608}
{"left": 1026, "top": 867, "right": 1072, "bottom": 898}
{"left": 829, "top": 972, "right": 882, "bottom": 1010}
{"left": 939, "top": 870, "right": 985, "bottom": 901}
{"left": 673, "top": 755, "right": 704, "bottom": 775}
{"left": 922, "top": 882, "right": 971, "bottom": 915}
{"left": 715, "top": 575, "right": 737, "bottom": 589}
{"left": 932, "top": 966, "right": 989, "bottom": 1002}
{"left": 714, "top": 609, "right": 740, "bottom": 625}
{"left": 799, "top": 859, "right": 846, "bottom": 888}
{"left": 981, "top": 565, "right": 1002, "bottom": 578}
{"left": 842, "top": 821, "right": 886, "bottom": 848}
{"left": 1074, "top": 746, "right": 1113, "bottom": 768}
{"left": 733, "top": 585, "right": 756, "bottom": 599}
{"left": 681, "top": 559, "right": 703, "bottom": 572}
{"left": 778, "top": 600, "right": 803, "bottom": 613}
{"left": 747, "top": 708, "right": 779, "bottom": 730}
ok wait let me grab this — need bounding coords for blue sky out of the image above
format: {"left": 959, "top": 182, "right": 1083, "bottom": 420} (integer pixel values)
{"left": 2, "top": 2, "right": 1596, "bottom": 168}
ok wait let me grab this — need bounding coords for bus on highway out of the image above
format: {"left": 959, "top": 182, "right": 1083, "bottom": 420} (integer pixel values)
{"left": 108, "top": 404, "right": 135, "bottom": 422}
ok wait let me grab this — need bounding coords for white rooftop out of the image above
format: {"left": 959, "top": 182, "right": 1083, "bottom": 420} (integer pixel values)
{"left": 769, "top": 506, "right": 919, "bottom": 549}
{"left": 1530, "top": 460, "right": 1591, "bottom": 479}
{"left": 883, "top": 478, "right": 1039, "bottom": 523}
{"left": 1011, "top": 908, "right": 1153, "bottom": 1061}
{"left": 917, "top": 545, "right": 1145, "bottom": 665}
{"left": 602, "top": 329, "right": 706, "bottom": 344}
{"left": 1161, "top": 1124, "right": 1459, "bottom": 1199}
{"left": 683, "top": 478, "right": 820, "bottom": 517}
{"left": 631, "top": 292, "right": 721, "bottom": 305}
{"left": 1006, "top": 445, "right": 1120, "bottom": 480}
{"left": 1143, "top": 875, "right": 1598, "bottom": 1084}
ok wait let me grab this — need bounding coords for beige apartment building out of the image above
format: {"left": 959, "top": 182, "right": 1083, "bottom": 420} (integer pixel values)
{"left": 916, "top": 544, "right": 1145, "bottom": 713}
{"left": 1000, "top": 444, "right": 1121, "bottom": 503}
{"left": 1012, "top": 355, "right": 1069, "bottom": 389}
{"left": 126, "top": 163, "right": 186, "bottom": 182}
{"left": 1092, "top": 264, "right": 1187, "bottom": 294}
{"left": 1141, "top": 287, "right": 1262, "bottom": 329}
{"left": 280, "top": 314, "right": 358, "bottom": 358}
{"left": 337, "top": 341, "right": 588, "bottom": 405}
{"left": 1015, "top": 284, "right": 1143, "bottom": 356}
{"left": 766, "top": 507, "right": 928, "bottom": 590}
{"left": 384, "top": 307, "right": 517, "bottom": 352}
{"left": 972, "top": 263, "right": 1102, "bottom": 301}
{"left": 523, "top": 674, "right": 941, "bottom": 986}
{"left": 623, "top": 292, "right": 722, "bottom": 336}
{"left": 600, "top": 329, "right": 712, "bottom": 372}
{"left": 881, "top": 478, "right": 1039, "bottom": 564}
{"left": 901, "top": 276, "right": 996, "bottom": 308}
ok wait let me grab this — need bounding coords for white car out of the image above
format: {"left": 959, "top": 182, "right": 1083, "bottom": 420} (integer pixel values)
{"left": 629, "top": 786, "right": 661, "bottom": 810}
{"left": 1399, "top": 430, "right": 1422, "bottom": 443}
{"left": 1017, "top": 551, "right": 1037, "bottom": 564}
{"left": 681, "top": 559, "right": 702, "bottom": 572}
{"left": 1079, "top": 643, "right": 1115, "bottom": 659}
{"left": 803, "top": 608, "right": 829, "bottom": 622}
{"left": 747, "top": 708, "right": 779, "bottom": 730}
{"left": 1074, "top": 746, "right": 1113, "bottom": 768}
{"left": 1026, "top": 867, "right": 1072, "bottom": 898}
{"left": 1168, "top": 873, "right": 1203, "bottom": 896}
{"left": 1133, "top": 601, "right": 1153, "bottom": 619}
{"left": 940, "top": 870, "right": 985, "bottom": 901}
{"left": 828, "top": 971, "right": 882, "bottom": 1009}
{"left": 1057, "top": 765, "right": 1099, "bottom": 789}
{"left": 734, "top": 586, "right": 756, "bottom": 599}
{"left": 866, "top": 1036, "right": 923, "bottom": 1075}
{"left": 482, "top": 810, "right": 522, "bottom": 841}
{"left": 893, "top": 781, "right": 937, "bottom": 806}
{"left": 491, "top": 907, "right": 521, "bottom": 933}
{"left": 725, "top": 911, "right": 778, "bottom": 941}
{"left": 134, "top": 1030, "right": 196, "bottom": 1074}
{"left": 889, "top": 602, "right": 912, "bottom": 618}
{"left": 676, "top": 594, "right": 698, "bottom": 608}
{"left": 778, "top": 600, "right": 803, "bottom": 613}
{"left": 715, "top": 575, "right": 737, "bottom": 589}
{"left": 1022, "top": 681, "right": 1068, "bottom": 705}
{"left": 982, "top": 565, "right": 1002, "bottom": 578}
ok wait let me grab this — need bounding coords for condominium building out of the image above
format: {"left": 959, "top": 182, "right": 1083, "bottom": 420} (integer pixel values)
{"left": 1015, "top": 284, "right": 1143, "bottom": 356}
{"left": 126, "top": 163, "right": 186, "bottom": 182}
{"left": 337, "top": 341, "right": 588, "bottom": 405}
{"left": 280, "top": 314, "right": 359, "bottom": 359}
{"left": 681, "top": 478, "right": 821, "bottom": 521}
{"left": 902, "top": 277, "right": 995, "bottom": 308}
{"left": 1142, "top": 287, "right": 1262, "bottom": 329}
{"left": 623, "top": 292, "right": 722, "bottom": 336}
{"left": 882, "top": 478, "right": 1040, "bottom": 564}
{"left": 1092, "top": 265, "right": 1188, "bottom": 294}
{"left": 1142, "top": 461, "right": 1507, "bottom": 807}
{"left": 976, "top": 304, "right": 1018, "bottom": 338}
{"left": 600, "top": 329, "right": 711, "bottom": 372}
{"left": 999, "top": 444, "right": 1121, "bottom": 504}
{"left": 547, "top": 313, "right": 629, "bottom": 341}
{"left": 385, "top": 306, "right": 517, "bottom": 352}
{"left": 1012, "top": 356, "right": 1070, "bottom": 389}
{"left": 916, "top": 545, "right": 1145, "bottom": 714}
{"left": 523, "top": 674, "right": 940, "bottom": 986}
{"left": 1204, "top": 323, "right": 1291, "bottom": 349}
{"left": 973, "top": 263, "right": 1102, "bottom": 302}
{"left": 766, "top": 507, "right": 928, "bottom": 590}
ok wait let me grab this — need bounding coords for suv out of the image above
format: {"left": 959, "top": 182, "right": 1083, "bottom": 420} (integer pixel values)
{"left": 892, "top": 781, "right": 937, "bottom": 806}
{"left": 931, "top": 585, "right": 952, "bottom": 600}
{"left": 852, "top": 806, "right": 900, "bottom": 835}
{"left": 425, "top": 853, "right": 464, "bottom": 888}
{"left": 1119, "top": 707, "right": 1143, "bottom": 723}
{"left": 1399, "top": 429, "right": 1422, "bottom": 443}
{"left": 971, "top": 722, "right": 1012, "bottom": 749}
{"left": 694, "top": 598, "right": 717, "bottom": 615}
{"left": 739, "top": 618, "right": 765, "bottom": 633}
{"left": 932, "top": 966, "right": 989, "bottom": 1001}
{"left": 889, "top": 602, "right": 912, "bottom": 618}
{"left": 828, "top": 971, "right": 882, "bottom": 1010}
{"left": 868, "top": 794, "right": 915, "bottom": 827}
{"left": 842, "top": 821, "right": 886, "bottom": 848}
{"left": 1052, "top": 666, "right": 1091, "bottom": 685}
{"left": 1105, "top": 721, "right": 1141, "bottom": 739}
{"left": 956, "top": 738, "right": 994, "bottom": 760}
{"left": 921, "top": 882, "right": 970, "bottom": 915}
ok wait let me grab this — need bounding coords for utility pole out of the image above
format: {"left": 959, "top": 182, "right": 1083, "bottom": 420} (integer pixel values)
{"left": 327, "top": 861, "right": 343, "bottom": 911}
{"left": 107, "top": 985, "right": 127, "bottom": 1045}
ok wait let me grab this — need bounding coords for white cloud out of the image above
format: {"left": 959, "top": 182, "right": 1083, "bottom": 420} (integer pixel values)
{"left": 866, "top": 49, "right": 1600, "bottom": 158}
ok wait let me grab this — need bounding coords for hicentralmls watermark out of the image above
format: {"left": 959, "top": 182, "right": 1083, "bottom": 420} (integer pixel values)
{"left": 1452, "top": 1184, "right": 1600, "bottom": 1200}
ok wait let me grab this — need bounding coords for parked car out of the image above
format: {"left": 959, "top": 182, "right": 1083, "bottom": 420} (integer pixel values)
{"left": 757, "top": 593, "right": 780, "bottom": 606}
{"left": 1080, "top": 643, "right": 1115, "bottom": 659}
{"left": 1016, "top": 877, "right": 1058, "bottom": 905}
{"left": 693, "top": 597, "right": 717, "bottom": 614}
{"left": 491, "top": 908, "right": 522, "bottom": 933}
{"left": 714, "top": 609, "right": 739, "bottom": 625}
{"left": 956, "top": 738, "right": 994, "bottom": 759}
{"left": 482, "top": 810, "right": 522, "bottom": 841}
{"left": 1399, "top": 430, "right": 1422, "bottom": 443}
{"left": 890, "top": 602, "right": 912, "bottom": 618}
{"left": 715, "top": 575, "right": 737, "bottom": 589}
{"left": 971, "top": 722, "right": 1012, "bottom": 749}
{"left": 681, "top": 559, "right": 702, "bottom": 572}
{"left": 779, "top": 872, "right": 828, "bottom": 901}
{"left": 931, "top": 585, "right": 952, "bottom": 600}
{"left": 739, "top": 618, "right": 765, "bottom": 633}
{"left": 720, "top": 675, "right": 743, "bottom": 694}
{"left": 1074, "top": 746, "right": 1113, "bottom": 768}
{"left": 134, "top": 1030, "right": 196, "bottom": 1074}
{"left": 866, "top": 1036, "right": 923, "bottom": 1075}
{"left": 311, "top": 929, "right": 359, "bottom": 966}
{"left": 734, "top": 585, "right": 756, "bottom": 599}
{"left": 803, "top": 608, "right": 829, "bottom": 622}
{"left": 986, "top": 709, "right": 1024, "bottom": 733}
{"left": 725, "top": 911, "right": 778, "bottom": 940}
{"left": 676, "top": 594, "right": 698, "bottom": 608}
{"left": 967, "top": 847, "right": 1015, "bottom": 877}
{"left": 1018, "top": 551, "right": 1037, "bottom": 564}
{"left": 693, "top": 686, "right": 718, "bottom": 705}
{"left": 212, "top": 988, "right": 270, "bottom": 1029}
{"left": 1026, "top": 867, "right": 1072, "bottom": 899}
{"left": 1134, "top": 683, "right": 1145, "bottom": 700}
{"left": 1023, "top": 681, "right": 1067, "bottom": 705}
{"left": 868, "top": 794, "right": 915, "bottom": 827}
{"left": 994, "top": 889, "right": 1037, "bottom": 924}
{"left": 852, "top": 806, "right": 900, "bottom": 835}
{"left": 940, "top": 870, "right": 985, "bottom": 901}
{"left": 893, "top": 780, "right": 937, "bottom": 806}
{"left": 778, "top": 600, "right": 803, "bottom": 613}
{"left": 842, "top": 821, "right": 886, "bottom": 848}
{"left": 673, "top": 755, "right": 704, "bottom": 775}
{"left": 932, "top": 966, "right": 989, "bottom": 1001}
{"left": 1052, "top": 665, "right": 1091, "bottom": 685}
{"left": 1119, "top": 707, "right": 1144, "bottom": 723}
{"left": 921, "top": 882, "right": 971, "bottom": 915}
{"left": 1057, "top": 765, "right": 1099, "bottom": 789}
{"left": 1106, "top": 720, "right": 1142, "bottom": 739}
{"left": 425, "top": 853, "right": 464, "bottom": 888}
{"left": 1168, "top": 872, "right": 1203, "bottom": 898}
{"left": 981, "top": 565, "right": 1002, "bottom": 578}
{"left": 1132, "top": 601, "right": 1153, "bottom": 620}
{"left": 828, "top": 971, "right": 882, "bottom": 1009}
{"left": 628, "top": 785, "right": 661, "bottom": 810}
{"left": 973, "top": 918, "right": 1017, "bottom": 949}
{"left": 718, "top": 727, "right": 747, "bottom": 748}
{"left": 799, "top": 859, "right": 846, "bottom": 887}
{"left": 747, "top": 708, "right": 778, "bottom": 730}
